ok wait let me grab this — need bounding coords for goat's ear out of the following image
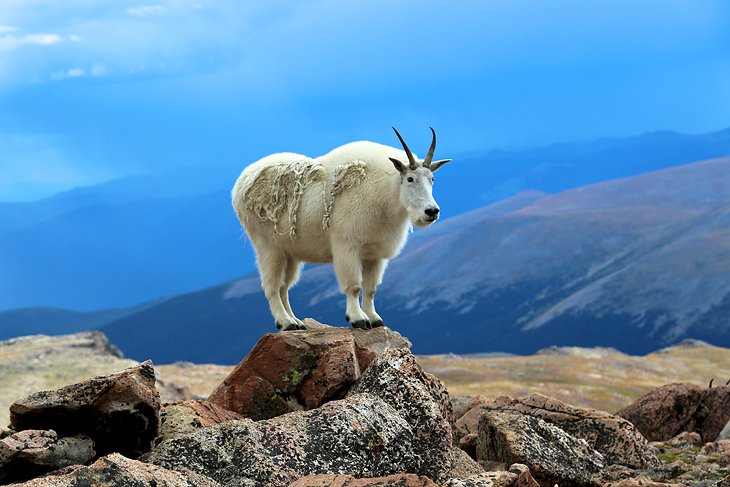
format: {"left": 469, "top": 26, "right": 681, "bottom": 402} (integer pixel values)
{"left": 389, "top": 157, "right": 407, "bottom": 174}
{"left": 429, "top": 159, "right": 452, "bottom": 172}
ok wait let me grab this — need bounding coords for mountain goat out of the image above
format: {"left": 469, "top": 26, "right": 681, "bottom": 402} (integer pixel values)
{"left": 232, "top": 128, "right": 452, "bottom": 331}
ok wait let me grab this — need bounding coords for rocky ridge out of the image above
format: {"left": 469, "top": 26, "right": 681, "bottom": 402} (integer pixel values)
{"left": 0, "top": 322, "right": 728, "bottom": 486}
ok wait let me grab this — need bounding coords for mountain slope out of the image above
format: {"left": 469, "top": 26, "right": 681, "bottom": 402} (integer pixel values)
{"left": 98, "top": 156, "right": 730, "bottom": 363}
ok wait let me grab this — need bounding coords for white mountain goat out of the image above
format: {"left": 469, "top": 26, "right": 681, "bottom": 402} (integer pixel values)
{"left": 232, "top": 128, "right": 452, "bottom": 331}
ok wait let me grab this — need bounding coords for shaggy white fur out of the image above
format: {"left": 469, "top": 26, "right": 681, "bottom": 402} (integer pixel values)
{"left": 232, "top": 132, "right": 451, "bottom": 332}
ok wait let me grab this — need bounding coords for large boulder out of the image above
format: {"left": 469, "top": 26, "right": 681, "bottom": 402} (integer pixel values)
{"left": 616, "top": 383, "right": 730, "bottom": 442}
{"left": 9, "top": 361, "right": 161, "bottom": 458}
{"left": 9, "top": 452, "right": 220, "bottom": 486}
{"left": 207, "top": 321, "right": 410, "bottom": 420}
{"left": 147, "top": 394, "right": 432, "bottom": 486}
{"left": 477, "top": 411, "right": 605, "bottom": 487}
{"left": 467, "top": 393, "right": 659, "bottom": 469}
{"left": 0, "top": 429, "right": 95, "bottom": 484}
{"left": 348, "top": 347, "right": 453, "bottom": 480}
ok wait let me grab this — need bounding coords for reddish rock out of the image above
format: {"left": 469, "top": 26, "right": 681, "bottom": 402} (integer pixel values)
{"left": 158, "top": 400, "right": 243, "bottom": 441}
{"left": 288, "top": 473, "right": 438, "bottom": 486}
{"left": 207, "top": 322, "right": 409, "bottom": 420}
{"left": 451, "top": 395, "right": 492, "bottom": 425}
{"left": 9, "top": 361, "right": 160, "bottom": 458}
{"left": 616, "top": 382, "right": 730, "bottom": 443}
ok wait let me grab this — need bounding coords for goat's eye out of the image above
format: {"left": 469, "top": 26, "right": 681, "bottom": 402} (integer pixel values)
{"left": 407, "top": 177, "right": 414, "bottom": 183}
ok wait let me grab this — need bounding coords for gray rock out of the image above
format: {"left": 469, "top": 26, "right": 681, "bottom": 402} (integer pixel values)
{"left": 10, "top": 360, "right": 161, "bottom": 458}
{"left": 9, "top": 452, "right": 221, "bottom": 486}
{"left": 447, "top": 447, "right": 485, "bottom": 480}
{"left": 478, "top": 393, "right": 660, "bottom": 469}
{"left": 348, "top": 347, "right": 453, "bottom": 480}
{"left": 147, "top": 394, "right": 426, "bottom": 486}
{"left": 477, "top": 411, "right": 605, "bottom": 487}
{"left": 0, "top": 429, "right": 95, "bottom": 484}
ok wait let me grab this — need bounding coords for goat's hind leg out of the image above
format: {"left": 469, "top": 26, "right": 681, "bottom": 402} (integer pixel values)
{"left": 256, "top": 248, "right": 301, "bottom": 331}
{"left": 280, "top": 256, "right": 305, "bottom": 330}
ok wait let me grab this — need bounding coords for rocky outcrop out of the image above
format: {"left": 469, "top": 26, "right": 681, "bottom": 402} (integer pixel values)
{"left": 348, "top": 347, "right": 453, "bottom": 480}
{"left": 9, "top": 361, "right": 161, "bottom": 458}
{"left": 477, "top": 411, "right": 605, "bottom": 486}
{"left": 147, "top": 394, "right": 430, "bottom": 486}
{"left": 207, "top": 320, "right": 410, "bottom": 420}
{"left": 9, "top": 452, "right": 220, "bottom": 486}
{"left": 0, "top": 429, "right": 95, "bottom": 484}
{"left": 616, "top": 382, "right": 730, "bottom": 442}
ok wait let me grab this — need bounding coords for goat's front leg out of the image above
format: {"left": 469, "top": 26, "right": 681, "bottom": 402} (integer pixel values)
{"left": 332, "top": 244, "right": 371, "bottom": 330}
{"left": 362, "top": 259, "right": 386, "bottom": 328}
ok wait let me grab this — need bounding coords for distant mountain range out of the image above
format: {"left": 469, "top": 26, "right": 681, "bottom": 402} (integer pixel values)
{"left": 77, "top": 155, "right": 730, "bottom": 364}
{"left": 1, "top": 128, "right": 729, "bottom": 312}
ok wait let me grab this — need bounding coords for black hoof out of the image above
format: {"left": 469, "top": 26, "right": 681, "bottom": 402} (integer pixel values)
{"left": 370, "top": 320, "right": 384, "bottom": 328}
{"left": 351, "top": 320, "right": 370, "bottom": 330}
{"left": 345, "top": 314, "right": 350, "bottom": 322}
{"left": 275, "top": 321, "right": 283, "bottom": 330}
{"left": 282, "top": 323, "right": 302, "bottom": 331}
{"left": 296, "top": 323, "right": 307, "bottom": 330}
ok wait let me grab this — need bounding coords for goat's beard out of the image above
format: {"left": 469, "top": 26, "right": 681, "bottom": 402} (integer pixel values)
{"left": 412, "top": 216, "right": 436, "bottom": 227}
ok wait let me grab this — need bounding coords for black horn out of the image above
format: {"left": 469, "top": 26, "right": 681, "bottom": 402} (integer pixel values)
{"left": 710, "top": 378, "right": 715, "bottom": 388}
{"left": 423, "top": 127, "right": 437, "bottom": 168}
{"left": 392, "top": 127, "right": 418, "bottom": 169}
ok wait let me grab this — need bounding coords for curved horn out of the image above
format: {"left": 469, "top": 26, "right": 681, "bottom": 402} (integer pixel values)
{"left": 392, "top": 127, "right": 418, "bottom": 169}
{"left": 423, "top": 127, "right": 437, "bottom": 168}
{"left": 709, "top": 378, "right": 715, "bottom": 388}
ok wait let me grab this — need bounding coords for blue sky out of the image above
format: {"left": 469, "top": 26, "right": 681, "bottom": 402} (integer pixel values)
{"left": 0, "top": 0, "right": 729, "bottom": 201}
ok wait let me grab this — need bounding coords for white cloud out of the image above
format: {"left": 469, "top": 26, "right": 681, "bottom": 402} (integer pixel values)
{"left": 0, "top": 33, "right": 63, "bottom": 50}
{"left": 51, "top": 64, "right": 106, "bottom": 80}
{"left": 51, "top": 67, "right": 85, "bottom": 79}
{"left": 126, "top": 5, "right": 166, "bottom": 16}
{"left": 0, "top": 25, "right": 18, "bottom": 33}
{"left": 69, "top": 34, "right": 81, "bottom": 42}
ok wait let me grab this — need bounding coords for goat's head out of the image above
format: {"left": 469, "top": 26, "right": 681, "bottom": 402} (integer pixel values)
{"left": 390, "top": 127, "right": 452, "bottom": 227}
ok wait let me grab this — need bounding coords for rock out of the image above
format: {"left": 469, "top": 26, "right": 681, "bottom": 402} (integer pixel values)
{"left": 9, "top": 360, "right": 161, "bottom": 458}
{"left": 348, "top": 347, "right": 453, "bottom": 480}
{"left": 9, "top": 452, "right": 220, "bottom": 486}
{"left": 603, "top": 478, "right": 684, "bottom": 487}
{"left": 442, "top": 463, "right": 538, "bottom": 487}
{"left": 455, "top": 399, "right": 496, "bottom": 442}
{"left": 702, "top": 439, "right": 730, "bottom": 466}
{"left": 447, "top": 447, "right": 485, "bottom": 479}
{"left": 207, "top": 321, "right": 409, "bottom": 420}
{"left": 287, "top": 473, "right": 438, "bottom": 486}
{"left": 472, "top": 393, "right": 659, "bottom": 469}
{"left": 452, "top": 395, "right": 492, "bottom": 425}
{"left": 148, "top": 394, "right": 433, "bottom": 486}
{"left": 666, "top": 431, "right": 703, "bottom": 448}
{"left": 0, "top": 429, "right": 95, "bottom": 484}
{"left": 616, "top": 382, "right": 730, "bottom": 443}
{"left": 477, "top": 411, "right": 605, "bottom": 486}
{"left": 459, "top": 433, "right": 478, "bottom": 458}
{"left": 158, "top": 400, "right": 243, "bottom": 442}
